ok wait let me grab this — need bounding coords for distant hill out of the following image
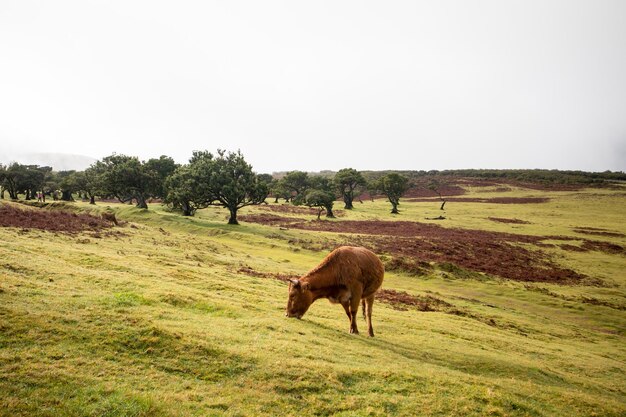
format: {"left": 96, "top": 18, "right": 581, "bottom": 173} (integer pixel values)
{"left": 0, "top": 152, "right": 97, "bottom": 171}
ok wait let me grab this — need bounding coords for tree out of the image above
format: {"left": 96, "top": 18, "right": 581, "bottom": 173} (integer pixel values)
{"left": 270, "top": 179, "right": 292, "bottom": 203}
{"left": 280, "top": 171, "right": 309, "bottom": 204}
{"left": 1, "top": 163, "right": 19, "bottom": 200}
{"left": 145, "top": 155, "right": 179, "bottom": 199}
{"left": 427, "top": 178, "right": 447, "bottom": 211}
{"left": 0, "top": 164, "right": 6, "bottom": 199}
{"left": 335, "top": 168, "right": 366, "bottom": 209}
{"left": 164, "top": 164, "right": 209, "bottom": 216}
{"left": 98, "top": 154, "right": 159, "bottom": 209}
{"left": 256, "top": 174, "right": 274, "bottom": 204}
{"left": 304, "top": 189, "right": 336, "bottom": 220}
{"left": 377, "top": 173, "right": 409, "bottom": 214}
{"left": 73, "top": 163, "right": 106, "bottom": 204}
{"left": 166, "top": 150, "right": 267, "bottom": 224}
{"left": 57, "top": 170, "right": 78, "bottom": 201}
{"left": 300, "top": 176, "right": 336, "bottom": 219}
{"left": 256, "top": 173, "right": 274, "bottom": 186}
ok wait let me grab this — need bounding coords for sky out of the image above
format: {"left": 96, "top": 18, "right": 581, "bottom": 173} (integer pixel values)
{"left": 1, "top": 0, "right": 625, "bottom": 174}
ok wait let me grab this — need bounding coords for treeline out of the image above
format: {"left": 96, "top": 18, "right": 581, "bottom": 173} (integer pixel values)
{"left": 0, "top": 155, "right": 178, "bottom": 207}
{"left": 358, "top": 169, "right": 626, "bottom": 185}
{"left": 0, "top": 151, "right": 410, "bottom": 224}
{"left": 3, "top": 154, "right": 623, "bottom": 224}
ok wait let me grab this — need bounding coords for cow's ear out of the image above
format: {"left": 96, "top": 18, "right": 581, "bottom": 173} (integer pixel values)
{"left": 301, "top": 282, "right": 311, "bottom": 291}
{"left": 289, "top": 279, "right": 300, "bottom": 288}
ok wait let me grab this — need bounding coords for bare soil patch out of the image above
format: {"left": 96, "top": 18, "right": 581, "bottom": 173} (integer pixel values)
{"left": 240, "top": 213, "right": 295, "bottom": 226}
{"left": 241, "top": 216, "right": 598, "bottom": 284}
{"left": 489, "top": 217, "right": 531, "bottom": 225}
{"left": 0, "top": 203, "right": 113, "bottom": 234}
{"left": 407, "top": 197, "right": 550, "bottom": 204}
{"left": 404, "top": 184, "right": 467, "bottom": 198}
{"left": 258, "top": 204, "right": 345, "bottom": 217}
{"left": 376, "top": 289, "right": 452, "bottom": 311}
{"left": 580, "top": 241, "right": 625, "bottom": 255}
{"left": 573, "top": 228, "right": 626, "bottom": 238}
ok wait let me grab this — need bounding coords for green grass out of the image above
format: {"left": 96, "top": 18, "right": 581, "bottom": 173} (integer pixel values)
{"left": 1, "top": 186, "right": 625, "bottom": 416}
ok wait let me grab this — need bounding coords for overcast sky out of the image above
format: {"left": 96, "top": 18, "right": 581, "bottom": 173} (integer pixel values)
{"left": 1, "top": 0, "right": 625, "bottom": 173}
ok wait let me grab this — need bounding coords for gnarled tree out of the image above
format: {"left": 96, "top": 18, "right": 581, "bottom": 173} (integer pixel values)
{"left": 334, "top": 168, "right": 366, "bottom": 209}
{"left": 301, "top": 176, "right": 336, "bottom": 219}
{"left": 167, "top": 150, "right": 267, "bottom": 224}
{"left": 280, "top": 171, "right": 309, "bottom": 204}
{"left": 377, "top": 173, "right": 409, "bottom": 214}
{"left": 98, "top": 154, "right": 159, "bottom": 209}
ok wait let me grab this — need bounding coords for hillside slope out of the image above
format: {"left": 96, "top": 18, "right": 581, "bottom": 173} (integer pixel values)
{"left": 1, "top": 186, "right": 625, "bottom": 416}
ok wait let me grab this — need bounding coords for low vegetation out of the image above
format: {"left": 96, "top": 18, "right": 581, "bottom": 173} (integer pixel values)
{"left": 1, "top": 179, "right": 625, "bottom": 416}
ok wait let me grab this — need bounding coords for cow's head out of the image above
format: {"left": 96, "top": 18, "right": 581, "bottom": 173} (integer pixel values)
{"left": 285, "top": 279, "right": 312, "bottom": 319}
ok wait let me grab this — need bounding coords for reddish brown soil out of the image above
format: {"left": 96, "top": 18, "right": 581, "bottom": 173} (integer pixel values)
{"left": 573, "top": 228, "right": 626, "bottom": 238}
{"left": 376, "top": 289, "right": 452, "bottom": 311}
{"left": 241, "top": 216, "right": 599, "bottom": 284}
{"left": 240, "top": 213, "right": 295, "bottom": 226}
{"left": 559, "top": 244, "right": 587, "bottom": 252}
{"left": 404, "top": 185, "right": 467, "bottom": 198}
{"left": 0, "top": 204, "right": 113, "bottom": 234}
{"left": 489, "top": 217, "right": 531, "bottom": 224}
{"left": 453, "top": 177, "right": 590, "bottom": 191}
{"left": 261, "top": 204, "right": 321, "bottom": 215}
{"left": 580, "top": 241, "right": 625, "bottom": 255}
{"left": 406, "top": 197, "right": 550, "bottom": 204}
{"left": 411, "top": 176, "right": 593, "bottom": 191}
{"left": 258, "top": 204, "right": 345, "bottom": 217}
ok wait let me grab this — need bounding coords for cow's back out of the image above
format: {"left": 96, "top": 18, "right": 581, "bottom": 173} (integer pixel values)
{"left": 334, "top": 246, "right": 384, "bottom": 297}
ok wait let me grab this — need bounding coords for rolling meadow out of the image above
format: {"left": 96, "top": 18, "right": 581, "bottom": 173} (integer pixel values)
{"left": 1, "top": 182, "right": 625, "bottom": 416}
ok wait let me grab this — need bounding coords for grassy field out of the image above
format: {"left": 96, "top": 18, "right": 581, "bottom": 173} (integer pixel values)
{"left": 1, "top": 184, "right": 625, "bottom": 416}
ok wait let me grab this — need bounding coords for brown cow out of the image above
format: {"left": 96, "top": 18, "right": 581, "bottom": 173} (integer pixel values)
{"left": 285, "top": 246, "right": 384, "bottom": 336}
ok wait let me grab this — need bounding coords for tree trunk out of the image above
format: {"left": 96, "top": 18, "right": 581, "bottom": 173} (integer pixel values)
{"left": 181, "top": 201, "right": 194, "bottom": 216}
{"left": 390, "top": 201, "right": 399, "bottom": 214}
{"left": 61, "top": 190, "right": 73, "bottom": 201}
{"left": 135, "top": 194, "right": 148, "bottom": 209}
{"left": 41, "top": 189, "right": 46, "bottom": 202}
{"left": 344, "top": 194, "right": 353, "bottom": 210}
{"left": 325, "top": 205, "right": 335, "bottom": 218}
{"left": 228, "top": 207, "right": 239, "bottom": 225}
{"left": 89, "top": 195, "right": 95, "bottom": 205}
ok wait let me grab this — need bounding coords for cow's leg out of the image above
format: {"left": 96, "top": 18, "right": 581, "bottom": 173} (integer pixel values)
{"left": 341, "top": 302, "right": 352, "bottom": 321}
{"left": 364, "top": 295, "right": 375, "bottom": 337}
{"left": 349, "top": 287, "right": 363, "bottom": 334}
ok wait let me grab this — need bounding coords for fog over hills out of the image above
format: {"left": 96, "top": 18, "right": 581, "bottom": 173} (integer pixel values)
{"left": 0, "top": 151, "right": 96, "bottom": 171}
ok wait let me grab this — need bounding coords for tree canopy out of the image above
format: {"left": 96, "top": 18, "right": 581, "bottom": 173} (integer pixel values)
{"left": 98, "top": 154, "right": 159, "bottom": 209}
{"left": 335, "top": 168, "right": 366, "bottom": 209}
{"left": 165, "top": 150, "right": 267, "bottom": 224}
{"left": 376, "top": 173, "right": 409, "bottom": 214}
{"left": 302, "top": 176, "right": 336, "bottom": 219}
